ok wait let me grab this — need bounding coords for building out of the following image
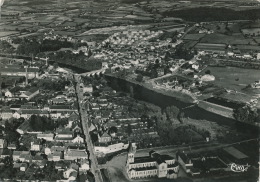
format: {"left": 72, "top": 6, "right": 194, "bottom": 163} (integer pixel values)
{"left": 79, "top": 159, "right": 90, "bottom": 172}
{"left": 18, "top": 109, "right": 49, "bottom": 119}
{"left": 1, "top": 107, "right": 13, "bottom": 120}
{"left": 13, "top": 151, "right": 31, "bottom": 162}
{"left": 0, "top": 139, "right": 7, "bottom": 148}
{"left": 13, "top": 163, "right": 28, "bottom": 172}
{"left": 31, "top": 140, "right": 42, "bottom": 151}
{"left": 49, "top": 105, "right": 77, "bottom": 113}
{"left": 257, "top": 53, "right": 260, "bottom": 60}
{"left": 37, "top": 133, "right": 54, "bottom": 141}
{"left": 64, "top": 149, "right": 88, "bottom": 161}
{"left": 0, "top": 67, "right": 39, "bottom": 79}
{"left": 55, "top": 129, "right": 74, "bottom": 143}
{"left": 194, "top": 43, "right": 227, "bottom": 54}
{"left": 126, "top": 144, "right": 179, "bottom": 179}
{"left": 95, "top": 141, "right": 129, "bottom": 154}
{"left": 20, "top": 87, "right": 40, "bottom": 100}
{"left": 176, "top": 151, "right": 193, "bottom": 173}
{"left": 98, "top": 132, "right": 112, "bottom": 143}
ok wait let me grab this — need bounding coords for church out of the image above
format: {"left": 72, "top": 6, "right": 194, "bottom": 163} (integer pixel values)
{"left": 126, "top": 144, "right": 179, "bottom": 179}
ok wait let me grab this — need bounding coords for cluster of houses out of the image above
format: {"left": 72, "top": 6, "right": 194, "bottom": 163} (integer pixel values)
{"left": 102, "top": 30, "right": 163, "bottom": 46}
{"left": 92, "top": 29, "right": 184, "bottom": 80}
{"left": 0, "top": 61, "right": 93, "bottom": 181}
{"left": 0, "top": 107, "right": 91, "bottom": 181}
{"left": 79, "top": 81, "right": 160, "bottom": 155}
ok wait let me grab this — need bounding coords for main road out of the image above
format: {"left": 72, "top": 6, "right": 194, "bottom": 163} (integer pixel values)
{"left": 74, "top": 74, "right": 103, "bottom": 182}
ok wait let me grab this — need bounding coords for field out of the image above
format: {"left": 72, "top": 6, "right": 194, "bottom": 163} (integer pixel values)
{"left": 199, "top": 66, "right": 260, "bottom": 93}
{"left": 0, "top": 31, "right": 19, "bottom": 37}
{"left": 200, "top": 33, "right": 256, "bottom": 45}
{"left": 183, "top": 34, "right": 206, "bottom": 41}
{"left": 241, "top": 28, "right": 260, "bottom": 36}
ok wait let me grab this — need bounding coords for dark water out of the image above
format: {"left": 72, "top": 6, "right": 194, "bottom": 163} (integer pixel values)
{"left": 104, "top": 74, "right": 258, "bottom": 136}
{"left": 205, "top": 97, "right": 243, "bottom": 109}
{"left": 49, "top": 61, "right": 89, "bottom": 73}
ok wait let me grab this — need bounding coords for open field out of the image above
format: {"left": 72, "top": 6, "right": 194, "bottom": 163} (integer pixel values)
{"left": 199, "top": 66, "right": 260, "bottom": 93}
{"left": 200, "top": 33, "right": 256, "bottom": 45}
{"left": 183, "top": 34, "right": 206, "bottom": 41}
{"left": 0, "top": 31, "right": 19, "bottom": 37}
{"left": 241, "top": 28, "right": 260, "bottom": 36}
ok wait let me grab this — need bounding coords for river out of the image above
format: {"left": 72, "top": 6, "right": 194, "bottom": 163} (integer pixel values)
{"left": 103, "top": 74, "right": 258, "bottom": 135}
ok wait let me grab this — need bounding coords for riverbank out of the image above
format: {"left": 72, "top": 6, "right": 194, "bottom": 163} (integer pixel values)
{"left": 103, "top": 74, "right": 258, "bottom": 134}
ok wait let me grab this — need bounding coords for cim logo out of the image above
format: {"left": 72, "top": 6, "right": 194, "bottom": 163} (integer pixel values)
{"left": 229, "top": 163, "right": 250, "bottom": 172}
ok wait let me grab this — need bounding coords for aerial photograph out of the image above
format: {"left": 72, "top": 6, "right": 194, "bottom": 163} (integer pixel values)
{"left": 0, "top": 0, "right": 259, "bottom": 181}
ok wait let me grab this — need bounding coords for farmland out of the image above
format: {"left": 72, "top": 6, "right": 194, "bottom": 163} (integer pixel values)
{"left": 199, "top": 66, "right": 260, "bottom": 93}
{"left": 200, "top": 33, "right": 256, "bottom": 45}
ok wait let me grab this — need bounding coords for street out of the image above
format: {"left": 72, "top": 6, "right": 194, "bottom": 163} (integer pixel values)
{"left": 74, "top": 74, "right": 103, "bottom": 182}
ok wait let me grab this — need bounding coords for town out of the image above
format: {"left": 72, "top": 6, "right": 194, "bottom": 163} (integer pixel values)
{"left": 0, "top": 0, "right": 259, "bottom": 182}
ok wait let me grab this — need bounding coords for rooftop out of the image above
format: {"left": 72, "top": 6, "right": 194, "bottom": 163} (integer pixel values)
{"left": 223, "top": 147, "right": 248, "bottom": 159}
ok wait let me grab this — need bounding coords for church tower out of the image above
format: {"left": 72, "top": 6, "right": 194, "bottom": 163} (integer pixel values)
{"left": 126, "top": 143, "right": 136, "bottom": 172}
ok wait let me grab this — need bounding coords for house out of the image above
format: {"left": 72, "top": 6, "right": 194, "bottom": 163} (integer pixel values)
{"left": 31, "top": 140, "right": 42, "bottom": 151}
{"left": 55, "top": 161, "right": 70, "bottom": 171}
{"left": 95, "top": 141, "right": 129, "bottom": 154}
{"left": 68, "top": 112, "right": 80, "bottom": 122}
{"left": 0, "top": 139, "right": 7, "bottom": 148}
{"left": 63, "top": 168, "right": 78, "bottom": 181}
{"left": 98, "top": 132, "right": 111, "bottom": 143}
{"left": 176, "top": 151, "right": 193, "bottom": 173}
{"left": 19, "top": 109, "right": 49, "bottom": 119}
{"left": 20, "top": 87, "right": 40, "bottom": 100}
{"left": 64, "top": 150, "right": 88, "bottom": 161}
{"left": 49, "top": 105, "right": 76, "bottom": 112}
{"left": 257, "top": 53, "right": 260, "bottom": 60}
{"left": 7, "top": 143, "right": 17, "bottom": 150}
{"left": 82, "top": 84, "right": 93, "bottom": 93}
{"left": 13, "top": 151, "right": 31, "bottom": 162}
{"left": 32, "top": 153, "right": 45, "bottom": 163}
{"left": 55, "top": 129, "right": 74, "bottom": 142}
{"left": 37, "top": 133, "right": 54, "bottom": 141}
{"left": 4, "top": 89, "right": 16, "bottom": 98}
{"left": 79, "top": 159, "right": 90, "bottom": 172}
{"left": 44, "top": 144, "right": 66, "bottom": 156}
{"left": 1, "top": 108, "right": 13, "bottom": 120}
{"left": 13, "top": 163, "right": 28, "bottom": 172}
{"left": 13, "top": 111, "right": 21, "bottom": 119}
{"left": 126, "top": 145, "right": 179, "bottom": 179}
{"left": 52, "top": 98, "right": 66, "bottom": 104}
{"left": 72, "top": 135, "right": 84, "bottom": 144}
{"left": 48, "top": 151, "right": 62, "bottom": 161}
{"left": 0, "top": 148, "right": 12, "bottom": 158}
{"left": 10, "top": 105, "right": 21, "bottom": 111}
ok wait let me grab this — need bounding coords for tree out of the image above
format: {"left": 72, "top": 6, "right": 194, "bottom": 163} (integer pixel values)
{"left": 5, "top": 131, "right": 20, "bottom": 144}
{"left": 165, "top": 105, "right": 180, "bottom": 121}
{"left": 88, "top": 49, "right": 92, "bottom": 57}
{"left": 29, "top": 115, "right": 55, "bottom": 132}
{"left": 150, "top": 68, "right": 158, "bottom": 78}
{"left": 136, "top": 74, "right": 143, "bottom": 82}
{"left": 20, "top": 134, "right": 36, "bottom": 150}
{"left": 234, "top": 105, "right": 259, "bottom": 123}
{"left": 127, "top": 124, "right": 132, "bottom": 136}
{"left": 108, "top": 126, "right": 118, "bottom": 135}
{"left": 205, "top": 70, "right": 211, "bottom": 74}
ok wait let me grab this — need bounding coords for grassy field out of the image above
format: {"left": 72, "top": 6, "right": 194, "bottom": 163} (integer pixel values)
{"left": 199, "top": 66, "right": 260, "bottom": 92}
{"left": 183, "top": 34, "right": 206, "bottom": 41}
{"left": 0, "top": 31, "right": 19, "bottom": 37}
{"left": 200, "top": 33, "right": 256, "bottom": 45}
